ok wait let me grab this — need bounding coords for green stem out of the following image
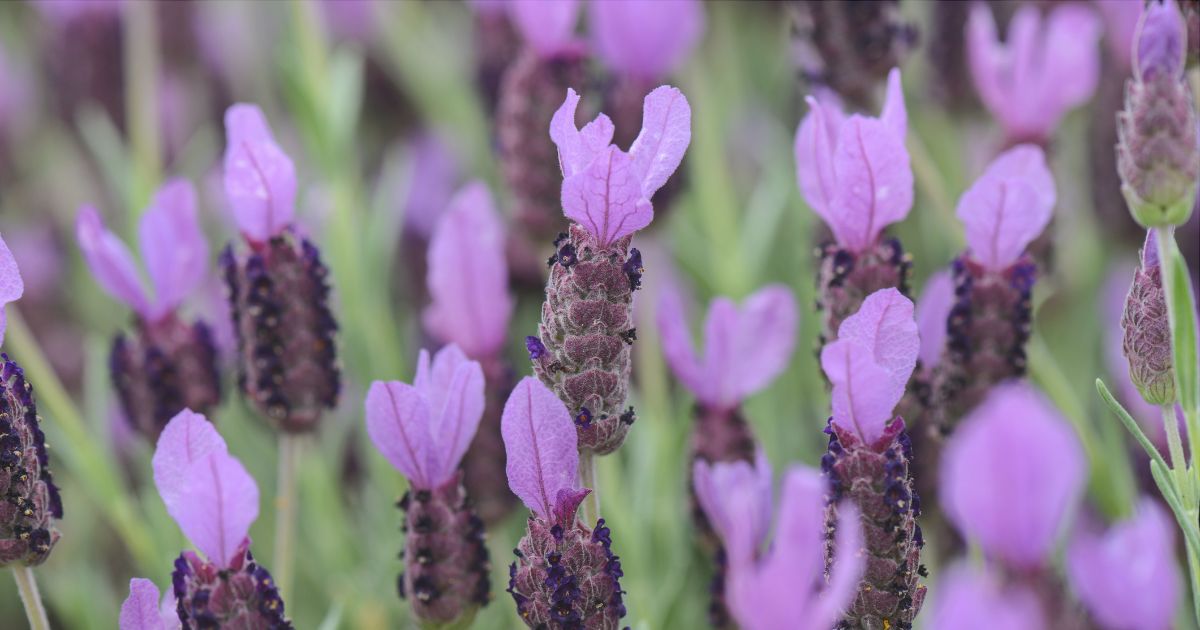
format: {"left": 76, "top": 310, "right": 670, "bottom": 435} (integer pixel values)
{"left": 273, "top": 433, "right": 301, "bottom": 605}
{"left": 1164, "top": 403, "right": 1193, "bottom": 498}
{"left": 12, "top": 566, "right": 48, "bottom": 630}
{"left": 579, "top": 450, "right": 599, "bottom": 527}
{"left": 122, "top": 0, "right": 161, "bottom": 210}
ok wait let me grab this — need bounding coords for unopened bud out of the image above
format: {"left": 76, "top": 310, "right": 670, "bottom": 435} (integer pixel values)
{"left": 1121, "top": 233, "right": 1176, "bottom": 406}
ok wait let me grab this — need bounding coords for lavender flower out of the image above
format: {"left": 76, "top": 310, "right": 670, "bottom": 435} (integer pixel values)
{"left": 0, "top": 235, "right": 61, "bottom": 568}
{"left": 119, "top": 578, "right": 179, "bottom": 630}
{"left": 1067, "top": 498, "right": 1181, "bottom": 630}
{"left": 930, "top": 145, "right": 1056, "bottom": 431}
{"left": 819, "top": 288, "right": 926, "bottom": 629}
{"left": 502, "top": 377, "right": 627, "bottom": 629}
{"left": 1118, "top": 0, "right": 1199, "bottom": 228}
{"left": 219, "top": 104, "right": 340, "bottom": 432}
{"left": 76, "top": 179, "right": 221, "bottom": 441}
{"left": 529, "top": 84, "right": 691, "bottom": 455}
{"left": 929, "top": 563, "right": 1046, "bottom": 630}
{"left": 1121, "top": 231, "right": 1176, "bottom": 406}
{"left": 365, "top": 345, "right": 490, "bottom": 626}
{"left": 967, "top": 2, "right": 1101, "bottom": 146}
{"left": 132, "top": 409, "right": 291, "bottom": 628}
{"left": 795, "top": 68, "right": 915, "bottom": 342}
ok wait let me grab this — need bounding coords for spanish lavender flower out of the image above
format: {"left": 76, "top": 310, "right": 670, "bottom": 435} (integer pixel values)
{"left": 929, "top": 563, "right": 1046, "bottom": 630}
{"left": 795, "top": 68, "right": 915, "bottom": 343}
{"left": 819, "top": 288, "right": 926, "bottom": 629}
{"left": 967, "top": 2, "right": 1101, "bottom": 147}
{"left": 119, "top": 578, "right": 179, "bottom": 630}
{"left": 365, "top": 345, "right": 491, "bottom": 626}
{"left": 0, "top": 235, "right": 61, "bottom": 568}
{"left": 930, "top": 145, "right": 1056, "bottom": 431}
{"left": 790, "top": 1, "right": 917, "bottom": 110}
{"left": 141, "top": 409, "right": 291, "bottom": 628}
{"left": 502, "top": 377, "right": 627, "bottom": 629}
{"left": 1067, "top": 498, "right": 1181, "bottom": 630}
{"left": 425, "top": 182, "right": 517, "bottom": 524}
{"left": 76, "top": 179, "right": 221, "bottom": 441}
{"left": 1121, "top": 231, "right": 1176, "bottom": 406}
{"left": 397, "top": 133, "right": 463, "bottom": 305}
{"left": 529, "top": 84, "right": 691, "bottom": 455}
{"left": 1118, "top": 0, "right": 1199, "bottom": 228}
{"left": 219, "top": 104, "right": 340, "bottom": 433}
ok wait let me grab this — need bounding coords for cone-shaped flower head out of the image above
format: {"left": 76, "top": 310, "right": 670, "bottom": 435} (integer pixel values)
{"left": 220, "top": 104, "right": 340, "bottom": 433}
{"left": 502, "top": 377, "right": 627, "bottom": 628}
{"left": 1066, "top": 498, "right": 1180, "bottom": 630}
{"left": 424, "top": 183, "right": 514, "bottom": 359}
{"left": 0, "top": 233, "right": 61, "bottom": 567}
{"left": 1118, "top": 0, "right": 1199, "bottom": 227}
{"left": 957, "top": 145, "right": 1056, "bottom": 273}
{"left": 151, "top": 409, "right": 291, "bottom": 628}
{"left": 531, "top": 84, "right": 691, "bottom": 455}
{"left": 1121, "top": 231, "right": 1176, "bottom": 405}
{"left": 941, "top": 382, "right": 1085, "bottom": 570}
{"left": 709, "top": 464, "right": 864, "bottom": 630}
{"left": 795, "top": 68, "right": 912, "bottom": 255}
{"left": 967, "top": 2, "right": 1101, "bottom": 144}
{"left": 365, "top": 344, "right": 491, "bottom": 625}
{"left": 119, "top": 579, "right": 179, "bottom": 630}
{"left": 589, "top": 0, "right": 703, "bottom": 83}
{"left": 76, "top": 180, "right": 221, "bottom": 440}
{"left": 929, "top": 563, "right": 1046, "bottom": 630}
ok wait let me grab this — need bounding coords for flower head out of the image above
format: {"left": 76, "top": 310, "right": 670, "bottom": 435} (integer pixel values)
{"left": 956, "top": 144, "right": 1056, "bottom": 272}
{"left": 1122, "top": 231, "right": 1177, "bottom": 406}
{"left": 222, "top": 103, "right": 297, "bottom": 243}
{"left": 929, "top": 563, "right": 1046, "bottom": 630}
{"left": 967, "top": 2, "right": 1101, "bottom": 143}
{"left": 657, "top": 283, "right": 798, "bottom": 413}
{"left": 589, "top": 0, "right": 704, "bottom": 82}
{"left": 795, "top": 68, "right": 912, "bottom": 254}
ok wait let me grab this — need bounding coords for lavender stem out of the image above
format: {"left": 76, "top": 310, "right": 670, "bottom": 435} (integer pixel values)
{"left": 273, "top": 434, "right": 301, "bottom": 605}
{"left": 12, "top": 567, "right": 48, "bottom": 630}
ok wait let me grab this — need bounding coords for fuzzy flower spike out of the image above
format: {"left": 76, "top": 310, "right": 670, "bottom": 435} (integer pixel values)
{"left": 118, "top": 409, "right": 291, "bottom": 628}
{"left": 795, "top": 68, "right": 915, "bottom": 342}
{"left": 364, "top": 344, "right": 491, "bottom": 626}
{"left": 819, "top": 288, "right": 926, "bottom": 629}
{"left": 930, "top": 144, "right": 1055, "bottom": 432}
{"left": 529, "top": 84, "right": 692, "bottom": 455}
{"left": 76, "top": 179, "right": 220, "bottom": 441}
{"left": 502, "top": 377, "right": 627, "bottom": 628}
{"left": 220, "top": 103, "right": 340, "bottom": 432}
{"left": 0, "top": 233, "right": 61, "bottom": 568}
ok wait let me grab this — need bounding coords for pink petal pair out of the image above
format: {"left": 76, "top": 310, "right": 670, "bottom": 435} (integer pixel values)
{"left": 501, "top": 377, "right": 583, "bottom": 521}
{"left": 507, "top": 0, "right": 582, "bottom": 59}
{"left": 423, "top": 182, "right": 513, "bottom": 359}
{"left": 940, "top": 382, "right": 1085, "bottom": 570}
{"left": 692, "top": 450, "right": 773, "bottom": 565}
{"left": 956, "top": 144, "right": 1056, "bottom": 272}
{"left": 967, "top": 2, "right": 1101, "bottom": 142}
{"left": 119, "top": 579, "right": 179, "bottom": 630}
{"left": 223, "top": 103, "right": 297, "bottom": 243}
{"left": 820, "top": 288, "right": 919, "bottom": 445}
{"left": 151, "top": 409, "right": 259, "bottom": 568}
{"left": 76, "top": 178, "right": 209, "bottom": 322}
{"left": 795, "top": 68, "right": 912, "bottom": 253}
{"left": 930, "top": 563, "right": 1046, "bottom": 630}
{"left": 0, "top": 233, "right": 24, "bottom": 346}
{"left": 365, "top": 344, "right": 486, "bottom": 490}
{"left": 589, "top": 0, "right": 704, "bottom": 82}
{"left": 657, "top": 283, "right": 798, "bottom": 412}
{"left": 550, "top": 85, "right": 692, "bottom": 246}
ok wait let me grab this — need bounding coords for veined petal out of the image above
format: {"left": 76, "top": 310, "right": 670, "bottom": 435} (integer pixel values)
{"left": 152, "top": 409, "right": 227, "bottom": 514}
{"left": 172, "top": 451, "right": 259, "bottom": 567}
{"left": 365, "top": 380, "right": 438, "bottom": 489}
{"left": 656, "top": 279, "right": 706, "bottom": 400}
{"left": 957, "top": 145, "right": 1055, "bottom": 271}
{"left": 76, "top": 205, "right": 152, "bottom": 317}
{"left": 223, "top": 103, "right": 296, "bottom": 242}
{"left": 829, "top": 117, "right": 913, "bottom": 252}
{"left": 429, "top": 360, "right": 485, "bottom": 486}
{"left": 821, "top": 339, "right": 901, "bottom": 445}
{"left": 140, "top": 178, "right": 208, "bottom": 318}
{"left": 501, "top": 377, "right": 579, "bottom": 519}
{"left": 629, "top": 85, "right": 692, "bottom": 199}
{"left": 916, "top": 270, "right": 955, "bottom": 369}
{"left": 561, "top": 145, "right": 654, "bottom": 246}
{"left": 834, "top": 288, "right": 919, "bottom": 388}
{"left": 550, "top": 88, "right": 614, "bottom": 178}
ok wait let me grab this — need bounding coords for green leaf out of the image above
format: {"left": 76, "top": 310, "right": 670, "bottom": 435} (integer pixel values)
{"left": 1166, "top": 237, "right": 1199, "bottom": 414}
{"left": 1097, "top": 379, "right": 1170, "bottom": 472}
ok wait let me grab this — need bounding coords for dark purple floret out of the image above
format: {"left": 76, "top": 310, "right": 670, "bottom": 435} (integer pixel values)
{"left": 0, "top": 354, "right": 60, "bottom": 567}
{"left": 622, "top": 248, "right": 644, "bottom": 291}
{"left": 526, "top": 336, "right": 547, "bottom": 360}
{"left": 815, "top": 238, "right": 913, "bottom": 346}
{"left": 574, "top": 407, "right": 593, "bottom": 429}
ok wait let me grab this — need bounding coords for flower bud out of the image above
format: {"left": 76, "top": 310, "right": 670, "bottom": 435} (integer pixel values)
{"left": 1122, "top": 233, "right": 1176, "bottom": 405}
{"left": 816, "top": 237, "right": 913, "bottom": 345}
{"left": 221, "top": 232, "right": 340, "bottom": 432}
{"left": 0, "top": 356, "right": 61, "bottom": 567}
{"left": 172, "top": 543, "right": 291, "bottom": 629}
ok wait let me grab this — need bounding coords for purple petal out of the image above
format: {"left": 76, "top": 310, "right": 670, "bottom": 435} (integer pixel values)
{"left": 428, "top": 359, "right": 485, "bottom": 486}
{"left": 628, "top": 85, "right": 693, "bottom": 199}
{"left": 417, "top": 344, "right": 472, "bottom": 416}
{"left": 966, "top": 4, "right": 1007, "bottom": 130}
{"left": 172, "top": 451, "right": 259, "bottom": 567}
{"left": 549, "top": 88, "right": 615, "bottom": 179}
{"left": 879, "top": 67, "right": 907, "bottom": 140}
{"left": 1067, "top": 499, "right": 1180, "bottom": 630}
{"left": 401, "top": 133, "right": 461, "bottom": 239}
{"left": 829, "top": 116, "right": 913, "bottom": 252}
{"left": 139, "top": 178, "right": 209, "bottom": 319}
{"left": 794, "top": 96, "right": 842, "bottom": 224}
{"left": 729, "top": 286, "right": 798, "bottom": 402}
{"left": 809, "top": 500, "right": 865, "bottom": 629}
{"left": 589, "top": 0, "right": 704, "bottom": 81}
{"left": 365, "top": 380, "right": 437, "bottom": 489}
{"left": 222, "top": 103, "right": 296, "bottom": 242}
{"left": 561, "top": 145, "right": 654, "bottom": 247}
{"left": 656, "top": 279, "right": 706, "bottom": 399}
{"left": 119, "top": 579, "right": 171, "bottom": 630}
{"left": 76, "top": 205, "right": 152, "bottom": 317}
{"left": 957, "top": 145, "right": 1055, "bottom": 271}
{"left": 423, "top": 183, "right": 513, "bottom": 358}
{"left": 1041, "top": 5, "right": 1101, "bottom": 118}
{"left": 0, "top": 233, "right": 23, "bottom": 346}
{"left": 552, "top": 487, "right": 592, "bottom": 527}
{"left": 698, "top": 298, "right": 738, "bottom": 409}
{"left": 152, "top": 409, "right": 227, "bottom": 513}
{"left": 501, "top": 377, "right": 579, "bottom": 519}
{"left": 692, "top": 449, "right": 772, "bottom": 567}
{"left": 508, "top": 0, "right": 581, "bottom": 58}
{"left": 930, "top": 563, "right": 1047, "bottom": 630}
{"left": 940, "top": 382, "right": 1085, "bottom": 569}
{"left": 1096, "top": 0, "right": 1142, "bottom": 71}
{"left": 821, "top": 339, "right": 901, "bottom": 445}
{"left": 835, "top": 287, "right": 918, "bottom": 387}
{"left": 916, "top": 270, "right": 954, "bottom": 369}
{"left": 1141, "top": 228, "right": 1160, "bottom": 268}
{"left": 1135, "top": 0, "right": 1187, "bottom": 81}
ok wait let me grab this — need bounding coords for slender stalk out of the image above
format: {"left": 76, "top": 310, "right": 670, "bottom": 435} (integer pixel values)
{"left": 273, "top": 433, "right": 301, "bottom": 604}
{"left": 12, "top": 566, "right": 49, "bottom": 630}
{"left": 122, "top": 0, "right": 161, "bottom": 211}
{"left": 1163, "top": 404, "right": 1192, "bottom": 496}
{"left": 579, "top": 450, "right": 599, "bottom": 527}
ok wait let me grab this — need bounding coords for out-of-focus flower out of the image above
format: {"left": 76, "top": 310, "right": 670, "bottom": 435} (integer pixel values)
{"left": 119, "top": 579, "right": 179, "bottom": 630}
{"left": 1122, "top": 231, "right": 1176, "bottom": 406}
{"left": 693, "top": 450, "right": 774, "bottom": 566}
{"left": 957, "top": 145, "right": 1056, "bottom": 272}
{"left": 529, "top": 84, "right": 691, "bottom": 455}
{"left": 967, "top": 2, "right": 1101, "bottom": 145}
{"left": 365, "top": 345, "right": 490, "bottom": 625}
{"left": 941, "top": 382, "right": 1085, "bottom": 569}
{"left": 502, "top": 377, "right": 627, "bottom": 628}
{"left": 0, "top": 43, "right": 32, "bottom": 146}
{"left": 916, "top": 270, "right": 954, "bottom": 371}
{"left": 929, "top": 563, "right": 1046, "bottom": 630}
{"left": 1067, "top": 498, "right": 1180, "bottom": 630}
{"left": 1096, "top": 0, "right": 1144, "bottom": 71}
{"left": 590, "top": 0, "right": 704, "bottom": 84}
{"left": 401, "top": 134, "right": 462, "bottom": 241}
